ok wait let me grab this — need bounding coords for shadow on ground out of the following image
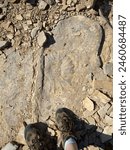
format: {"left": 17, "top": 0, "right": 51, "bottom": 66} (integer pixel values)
{"left": 23, "top": 121, "right": 57, "bottom": 150}
{"left": 10, "top": 108, "right": 112, "bottom": 150}
{"left": 60, "top": 108, "right": 113, "bottom": 150}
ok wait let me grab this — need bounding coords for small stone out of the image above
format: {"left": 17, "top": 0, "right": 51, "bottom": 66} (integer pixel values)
{"left": 93, "top": 79, "right": 113, "bottom": 95}
{"left": 7, "top": 34, "right": 14, "bottom": 39}
{"left": 67, "top": 0, "right": 72, "bottom": 5}
{"left": 16, "top": 14, "right": 23, "bottom": 20}
{"left": 26, "top": 20, "right": 32, "bottom": 25}
{"left": 22, "top": 23, "right": 29, "bottom": 31}
{"left": 86, "top": 0, "right": 96, "bottom": 9}
{"left": 76, "top": 4, "right": 86, "bottom": 12}
{"left": 96, "top": 126, "right": 103, "bottom": 133}
{"left": 98, "top": 103, "right": 110, "bottom": 119}
{"left": 104, "top": 115, "right": 112, "bottom": 125}
{"left": 92, "top": 113, "right": 100, "bottom": 124}
{"left": 62, "top": 5, "right": 68, "bottom": 11}
{"left": 67, "top": 7, "right": 76, "bottom": 11}
{"left": 22, "top": 145, "right": 29, "bottom": 150}
{"left": 10, "top": 0, "right": 20, "bottom": 3}
{"left": 44, "top": 0, "right": 55, "bottom": 5}
{"left": 104, "top": 126, "right": 113, "bottom": 135}
{"left": 107, "top": 105, "right": 113, "bottom": 116}
{"left": 61, "top": 0, "right": 67, "bottom": 5}
{"left": 31, "top": 27, "right": 39, "bottom": 38}
{"left": 110, "top": 111, "right": 113, "bottom": 118}
{"left": 55, "top": 0, "right": 61, "bottom": 3}
{"left": 42, "top": 21, "right": 46, "bottom": 28}
{"left": 38, "top": 0, "right": 48, "bottom": 10}
{"left": 103, "top": 62, "right": 113, "bottom": 76}
{"left": 37, "top": 31, "right": 47, "bottom": 47}
{"left": 98, "top": 121, "right": 105, "bottom": 129}
{"left": 1, "top": 142, "right": 18, "bottom": 150}
{"left": 16, "top": 126, "right": 26, "bottom": 145}
{"left": 0, "top": 14, "right": 5, "bottom": 20}
{"left": 87, "top": 116, "right": 95, "bottom": 125}
{"left": 26, "top": 13, "right": 31, "bottom": 18}
{"left": 47, "top": 119, "right": 55, "bottom": 126}
{"left": 73, "top": 0, "right": 78, "bottom": 4}
{"left": 0, "top": 41, "right": 11, "bottom": 50}
{"left": 2, "top": 8, "right": 7, "bottom": 15}
{"left": 93, "top": 90, "right": 111, "bottom": 104}
{"left": 83, "top": 97, "right": 94, "bottom": 111}
{"left": 1, "top": 21, "right": 13, "bottom": 32}
{"left": 98, "top": 107, "right": 106, "bottom": 119}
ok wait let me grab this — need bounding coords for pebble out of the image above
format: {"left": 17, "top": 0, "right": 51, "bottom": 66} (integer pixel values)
{"left": 110, "top": 111, "right": 113, "bottom": 118}
{"left": 62, "top": 5, "right": 68, "bottom": 11}
{"left": 87, "top": 116, "right": 96, "bottom": 125}
{"left": 22, "top": 145, "right": 29, "bottom": 150}
{"left": 55, "top": 0, "right": 61, "bottom": 3}
{"left": 67, "top": 0, "right": 72, "bottom": 5}
{"left": 26, "top": 20, "right": 32, "bottom": 25}
{"left": 73, "top": 0, "right": 78, "bottom": 5}
{"left": 44, "top": 0, "right": 55, "bottom": 5}
{"left": 7, "top": 34, "right": 14, "bottom": 40}
{"left": 86, "top": 0, "right": 96, "bottom": 9}
{"left": 16, "top": 126, "right": 26, "bottom": 145}
{"left": 76, "top": 4, "right": 86, "bottom": 12}
{"left": 93, "top": 79, "right": 113, "bottom": 95}
{"left": 10, "top": 0, "right": 20, "bottom": 3}
{"left": 97, "top": 103, "right": 110, "bottom": 119}
{"left": 16, "top": 14, "right": 23, "bottom": 21}
{"left": 61, "top": 0, "right": 67, "bottom": 5}
{"left": 37, "top": 31, "right": 47, "bottom": 47}
{"left": 92, "top": 113, "right": 100, "bottom": 124}
{"left": 23, "top": 23, "right": 29, "bottom": 31}
{"left": 107, "top": 105, "right": 113, "bottom": 116}
{"left": 0, "top": 14, "right": 5, "bottom": 20}
{"left": 83, "top": 96, "right": 94, "bottom": 111}
{"left": 38, "top": 0, "right": 48, "bottom": 10}
{"left": 93, "top": 90, "right": 111, "bottom": 104}
{"left": 1, "top": 142, "right": 18, "bottom": 150}
{"left": 67, "top": 7, "right": 76, "bottom": 11}
{"left": 104, "top": 115, "right": 113, "bottom": 125}
{"left": 31, "top": 27, "right": 39, "bottom": 38}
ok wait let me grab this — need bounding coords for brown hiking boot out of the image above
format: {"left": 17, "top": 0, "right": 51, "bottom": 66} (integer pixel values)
{"left": 55, "top": 108, "right": 77, "bottom": 148}
{"left": 23, "top": 122, "right": 45, "bottom": 150}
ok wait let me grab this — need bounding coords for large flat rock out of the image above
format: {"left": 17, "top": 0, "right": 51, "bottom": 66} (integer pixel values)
{"left": 38, "top": 16, "right": 103, "bottom": 119}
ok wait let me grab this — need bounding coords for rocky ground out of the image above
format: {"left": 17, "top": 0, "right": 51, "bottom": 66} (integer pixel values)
{"left": 0, "top": 0, "right": 113, "bottom": 149}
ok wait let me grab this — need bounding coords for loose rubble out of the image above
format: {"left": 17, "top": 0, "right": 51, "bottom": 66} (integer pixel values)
{"left": 0, "top": 0, "right": 113, "bottom": 149}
